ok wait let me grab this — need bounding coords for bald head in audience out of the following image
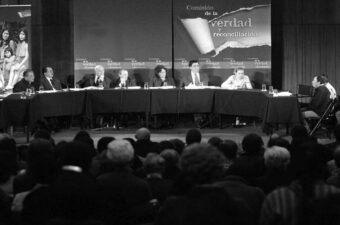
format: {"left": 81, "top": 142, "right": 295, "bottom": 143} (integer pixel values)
{"left": 135, "top": 128, "right": 151, "bottom": 141}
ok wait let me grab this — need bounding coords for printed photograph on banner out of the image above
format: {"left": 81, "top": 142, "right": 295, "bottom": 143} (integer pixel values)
{"left": 0, "top": 5, "right": 31, "bottom": 90}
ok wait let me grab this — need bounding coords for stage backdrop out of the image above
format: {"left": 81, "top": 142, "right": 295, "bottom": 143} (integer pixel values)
{"left": 74, "top": 0, "right": 271, "bottom": 87}
{"left": 73, "top": 0, "right": 172, "bottom": 86}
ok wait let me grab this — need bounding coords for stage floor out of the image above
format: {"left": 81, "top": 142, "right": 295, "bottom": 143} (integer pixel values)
{"left": 10, "top": 123, "right": 334, "bottom": 146}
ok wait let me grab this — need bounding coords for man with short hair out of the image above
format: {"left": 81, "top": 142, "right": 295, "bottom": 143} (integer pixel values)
{"left": 97, "top": 140, "right": 153, "bottom": 222}
{"left": 13, "top": 69, "right": 35, "bottom": 93}
{"left": 39, "top": 67, "right": 62, "bottom": 90}
{"left": 110, "top": 69, "right": 136, "bottom": 88}
{"left": 221, "top": 67, "right": 253, "bottom": 89}
{"left": 77, "top": 65, "right": 111, "bottom": 89}
{"left": 180, "top": 60, "right": 209, "bottom": 87}
{"left": 134, "top": 128, "right": 160, "bottom": 157}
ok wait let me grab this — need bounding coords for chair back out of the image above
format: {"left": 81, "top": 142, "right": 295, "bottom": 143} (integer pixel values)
{"left": 309, "top": 97, "right": 338, "bottom": 136}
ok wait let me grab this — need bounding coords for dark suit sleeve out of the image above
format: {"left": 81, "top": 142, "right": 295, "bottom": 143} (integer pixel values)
{"left": 13, "top": 82, "right": 22, "bottom": 93}
{"left": 202, "top": 73, "right": 209, "bottom": 86}
{"left": 76, "top": 75, "right": 87, "bottom": 88}
{"left": 130, "top": 78, "right": 136, "bottom": 86}
{"left": 180, "top": 75, "right": 190, "bottom": 87}
{"left": 54, "top": 79, "right": 62, "bottom": 90}
{"left": 167, "top": 77, "right": 175, "bottom": 86}
{"left": 103, "top": 77, "right": 111, "bottom": 89}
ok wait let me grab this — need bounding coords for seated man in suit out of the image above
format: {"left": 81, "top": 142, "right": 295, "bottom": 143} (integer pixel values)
{"left": 302, "top": 75, "right": 332, "bottom": 132}
{"left": 13, "top": 69, "right": 35, "bottom": 93}
{"left": 221, "top": 67, "right": 253, "bottom": 89}
{"left": 39, "top": 67, "right": 62, "bottom": 90}
{"left": 180, "top": 60, "right": 209, "bottom": 87}
{"left": 77, "top": 65, "right": 111, "bottom": 89}
{"left": 110, "top": 69, "right": 136, "bottom": 88}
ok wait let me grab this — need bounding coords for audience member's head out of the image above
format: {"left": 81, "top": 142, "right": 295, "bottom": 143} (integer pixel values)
{"left": 0, "top": 151, "right": 18, "bottom": 194}
{"left": 217, "top": 140, "right": 238, "bottom": 160}
{"left": 73, "top": 130, "right": 95, "bottom": 156}
{"left": 0, "top": 133, "right": 16, "bottom": 153}
{"left": 160, "top": 149, "right": 180, "bottom": 166}
{"left": 169, "top": 138, "right": 185, "bottom": 154}
{"left": 333, "top": 124, "right": 340, "bottom": 142}
{"left": 135, "top": 128, "right": 151, "bottom": 141}
{"left": 144, "top": 153, "right": 165, "bottom": 175}
{"left": 294, "top": 142, "right": 329, "bottom": 180}
{"left": 180, "top": 144, "right": 226, "bottom": 185}
{"left": 241, "top": 133, "right": 264, "bottom": 154}
{"left": 291, "top": 125, "right": 308, "bottom": 139}
{"left": 55, "top": 141, "right": 93, "bottom": 172}
{"left": 123, "top": 137, "right": 136, "bottom": 149}
{"left": 185, "top": 129, "right": 202, "bottom": 146}
{"left": 33, "top": 129, "right": 55, "bottom": 146}
{"left": 97, "top": 136, "right": 115, "bottom": 154}
{"left": 333, "top": 146, "right": 340, "bottom": 168}
{"left": 106, "top": 140, "right": 134, "bottom": 167}
{"left": 159, "top": 140, "right": 175, "bottom": 151}
{"left": 264, "top": 146, "right": 290, "bottom": 171}
{"left": 208, "top": 137, "right": 223, "bottom": 148}
{"left": 267, "top": 137, "right": 290, "bottom": 150}
{"left": 27, "top": 139, "right": 57, "bottom": 184}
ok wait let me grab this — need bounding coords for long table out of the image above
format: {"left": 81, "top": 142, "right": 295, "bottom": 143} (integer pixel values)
{"left": 0, "top": 88, "right": 303, "bottom": 132}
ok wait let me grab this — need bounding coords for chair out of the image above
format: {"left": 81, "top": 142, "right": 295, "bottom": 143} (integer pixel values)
{"left": 309, "top": 98, "right": 338, "bottom": 137}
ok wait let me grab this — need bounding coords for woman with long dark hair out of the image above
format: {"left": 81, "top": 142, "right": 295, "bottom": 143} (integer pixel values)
{"left": 6, "top": 29, "right": 29, "bottom": 90}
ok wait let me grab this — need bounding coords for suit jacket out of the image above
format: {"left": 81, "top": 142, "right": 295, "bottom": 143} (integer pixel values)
{"left": 77, "top": 74, "right": 111, "bottom": 89}
{"left": 309, "top": 85, "right": 331, "bottom": 116}
{"left": 180, "top": 71, "right": 209, "bottom": 87}
{"left": 13, "top": 79, "right": 34, "bottom": 93}
{"left": 151, "top": 77, "right": 175, "bottom": 87}
{"left": 40, "top": 76, "right": 62, "bottom": 90}
{"left": 110, "top": 77, "right": 136, "bottom": 88}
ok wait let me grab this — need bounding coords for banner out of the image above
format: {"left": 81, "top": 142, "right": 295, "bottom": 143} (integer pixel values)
{"left": 174, "top": 0, "right": 271, "bottom": 85}
{"left": 0, "top": 5, "right": 31, "bottom": 87}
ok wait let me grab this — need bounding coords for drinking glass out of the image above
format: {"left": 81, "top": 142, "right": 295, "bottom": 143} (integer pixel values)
{"left": 26, "top": 88, "right": 32, "bottom": 97}
{"left": 163, "top": 82, "right": 167, "bottom": 87}
{"left": 39, "top": 85, "right": 44, "bottom": 92}
{"left": 261, "top": 84, "right": 267, "bottom": 91}
{"left": 199, "top": 82, "right": 203, "bottom": 87}
{"left": 268, "top": 86, "right": 273, "bottom": 94}
{"left": 144, "top": 82, "right": 149, "bottom": 89}
{"left": 273, "top": 89, "right": 278, "bottom": 96}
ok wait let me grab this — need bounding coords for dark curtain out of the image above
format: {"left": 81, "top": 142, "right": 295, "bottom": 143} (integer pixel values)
{"left": 281, "top": 0, "right": 340, "bottom": 93}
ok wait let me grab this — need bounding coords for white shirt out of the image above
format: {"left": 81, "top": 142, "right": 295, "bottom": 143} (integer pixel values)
{"left": 325, "top": 83, "right": 337, "bottom": 99}
{"left": 46, "top": 76, "right": 55, "bottom": 90}
{"left": 221, "top": 75, "right": 253, "bottom": 89}
{"left": 191, "top": 72, "right": 200, "bottom": 85}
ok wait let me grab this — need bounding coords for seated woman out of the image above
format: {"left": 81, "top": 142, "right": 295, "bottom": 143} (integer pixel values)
{"left": 151, "top": 65, "right": 175, "bottom": 87}
{"left": 6, "top": 29, "right": 29, "bottom": 90}
{"left": 221, "top": 67, "right": 252, "bottom": 90}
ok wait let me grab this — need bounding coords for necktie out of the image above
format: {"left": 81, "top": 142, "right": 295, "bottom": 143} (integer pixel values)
{"left": 194, "top": 73, "right": 200, "bottom": 86}
{"left": 50, "top": 79, "right": 55, "bottom": 89}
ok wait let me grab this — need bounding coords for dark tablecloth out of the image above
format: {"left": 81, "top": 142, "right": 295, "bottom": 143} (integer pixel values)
{"left": 0, "top": 89, "right": 303, "bottom": 129}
